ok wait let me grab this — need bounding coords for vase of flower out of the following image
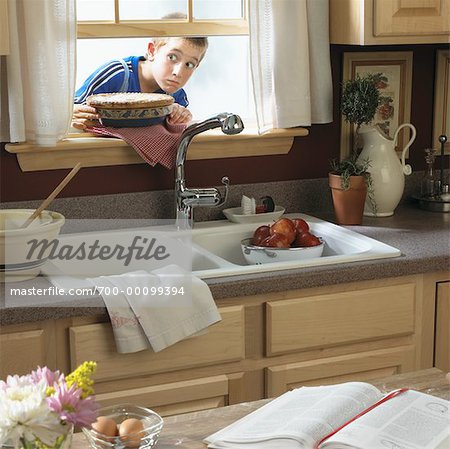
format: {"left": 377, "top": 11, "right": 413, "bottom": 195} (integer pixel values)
{"left": 20, "top": 425, "right": 74, "bottom": 449}
{"left": 0, "top": 363, "right": 99, "bottom": 449}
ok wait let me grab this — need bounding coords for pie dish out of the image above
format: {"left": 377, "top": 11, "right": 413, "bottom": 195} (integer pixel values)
{"left": 86, "top": 92, "right": 174, "bottom": 127}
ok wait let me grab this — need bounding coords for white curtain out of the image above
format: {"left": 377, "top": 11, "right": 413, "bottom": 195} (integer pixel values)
{"left": 249, "top": 0, "right": 333, "bottom": 133}
{"left": 0, "top": 0, "right": 76, "bottom": 146}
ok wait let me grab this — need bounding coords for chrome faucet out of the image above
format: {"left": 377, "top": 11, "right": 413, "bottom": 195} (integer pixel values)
{"left": 175, "top": 113, "right": 244, "bottom": 227}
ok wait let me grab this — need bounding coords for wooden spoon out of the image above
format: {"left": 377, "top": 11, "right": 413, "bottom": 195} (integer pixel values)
{"left": 21, "top": 163, "right": 82, "bottom": 229}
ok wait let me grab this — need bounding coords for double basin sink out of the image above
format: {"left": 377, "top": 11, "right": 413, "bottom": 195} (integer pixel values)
{"left": 44, "top": 213, "right": 401, "bottom": 291}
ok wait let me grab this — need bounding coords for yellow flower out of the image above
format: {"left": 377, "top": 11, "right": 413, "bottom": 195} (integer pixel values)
{"left": 65, "top": 361, "right": 97, "bottom": 399}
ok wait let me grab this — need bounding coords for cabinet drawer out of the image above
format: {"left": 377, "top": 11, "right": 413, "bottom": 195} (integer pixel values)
{"left": 267, "top": 283, "right": 415, "bottom": 356}
{"left": 96, "top": 375, "right": 229, "bottom": 417}
{"left": 70, "top": 305, "right": 245, "bottom": 382}
{"left": 266, "top": 346, "right": 416, "bottom": 397}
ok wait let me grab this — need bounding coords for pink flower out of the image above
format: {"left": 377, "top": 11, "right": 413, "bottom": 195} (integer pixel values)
{"left": 46, "top": 381, "right": 99, "bottom": 428}
{"left": 31, "top": 366, "right": 63, "bottom": 387}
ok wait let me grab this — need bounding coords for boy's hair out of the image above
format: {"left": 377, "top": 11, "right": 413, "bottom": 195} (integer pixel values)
{"left": 153, "top": 36, "right": 208, "bottom": 53}
{"left": 149, "top": 12, "right": 208, "bottom": 61}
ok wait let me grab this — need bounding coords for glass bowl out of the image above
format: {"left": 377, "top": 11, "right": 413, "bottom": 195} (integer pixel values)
{"left": 82, "top": 404, "right": 163, "bottom": 449}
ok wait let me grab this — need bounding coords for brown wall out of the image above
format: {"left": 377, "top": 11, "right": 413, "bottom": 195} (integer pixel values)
{"left": 1, "top": 44, "right": 447, "bottom": 202}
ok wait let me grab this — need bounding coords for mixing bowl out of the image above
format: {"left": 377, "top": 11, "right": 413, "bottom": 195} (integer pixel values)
{"left": 0, "top": 209, "right": 65, "bottom": 282}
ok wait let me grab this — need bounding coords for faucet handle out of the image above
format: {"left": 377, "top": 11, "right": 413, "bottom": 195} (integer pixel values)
{"left": 217, "top": 176, "right": 230, "bottom": 207}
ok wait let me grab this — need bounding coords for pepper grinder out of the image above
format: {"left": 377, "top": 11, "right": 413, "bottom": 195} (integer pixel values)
{"left": 438, "top": 135, "right": 450, "bottom": 200}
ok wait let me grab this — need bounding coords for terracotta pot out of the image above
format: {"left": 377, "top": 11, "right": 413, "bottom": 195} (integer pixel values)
{"left": 328, "top": 173, "right": 367, "bottom": 225}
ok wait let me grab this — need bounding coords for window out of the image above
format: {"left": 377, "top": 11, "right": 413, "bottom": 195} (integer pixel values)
{"left": 6, "top": 0, "right": 307, "bottom": 171}
{"left": 75, "top": 0, "right": 254, "bottom": 121}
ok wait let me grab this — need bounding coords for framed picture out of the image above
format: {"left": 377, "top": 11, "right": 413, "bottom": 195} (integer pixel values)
{"left": 433, "top": 50, "right": 450, "bottom": 154}
{"left": 340, "top": 51, "right": 413, "bottom": 160}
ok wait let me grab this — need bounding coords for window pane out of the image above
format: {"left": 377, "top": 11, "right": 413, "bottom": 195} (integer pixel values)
{"left": 76, "top": 0, "right": 115, "bottom": 21}
{"left": 75, "top": 36, "right": 255, "bottom": 121}
{"left": 193, "top": 0, "right": 243, "bottom": 19}
{"left": 76, "top": 38, "right": 149, "bottom": 87}
{"left": 185, "top": 36, "right": 254, "bottom": 121}
{"left": 119, "top": 0, "right": 187, "bottom": 20}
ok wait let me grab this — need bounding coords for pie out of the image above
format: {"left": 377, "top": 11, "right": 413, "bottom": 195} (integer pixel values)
{"left": 86, "top": 92, "right": 175, "bottom": 109}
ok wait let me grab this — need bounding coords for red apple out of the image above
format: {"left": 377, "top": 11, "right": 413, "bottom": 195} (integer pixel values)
{"left": 260, "top": 233, "right": 290, "bottom": 248}
{"left": 270, "top": 218, "right": 296, "bottom": 244}
{"left": 294, "top": 231, "right": 321, "bottom": 247}
{"left": 291, "top": 218, "right": 309, "bottom": 234}
{"left": 251, "top": 225, "right": 271, "bottom": 245}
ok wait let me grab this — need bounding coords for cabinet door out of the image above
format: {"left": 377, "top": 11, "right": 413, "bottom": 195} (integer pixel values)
{"left": 95, "top": 374, "right": 240, "bottom": 417}
{"left": 266, "top": 347, "right": 416, "bottom": 397}
{"left": 435, "top": 281, "right": 450, "bottom": 371}
{"left": 374, "top": 0, "right": 450, "bottom": 37}
{"left": 0, "top": 325, "right": 55, "bottom": 378}
{"left": 0, "top": 0, "right": 9, "bottom": 55}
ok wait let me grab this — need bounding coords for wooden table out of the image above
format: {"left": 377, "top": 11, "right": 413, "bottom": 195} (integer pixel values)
{"left": 73, "top": 368, "right": 450, "bottom": 449}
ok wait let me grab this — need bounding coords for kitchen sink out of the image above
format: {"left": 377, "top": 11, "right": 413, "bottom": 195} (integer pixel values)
{"left": 43, "top": 213, "right": 400, "bottom": 291}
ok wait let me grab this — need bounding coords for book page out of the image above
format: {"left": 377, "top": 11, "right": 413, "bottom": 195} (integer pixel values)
{"left": 322, "top": 390, "right": 450, "bottom": 449}
{"left": 205, "top": 382, "right": 383, "bottom": 449}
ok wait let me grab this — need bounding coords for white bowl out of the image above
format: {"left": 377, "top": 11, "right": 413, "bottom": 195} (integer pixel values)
{"left": 0, "top": 209, "right": 65, "bottom": 282}
{"left": 240, "top": 237, "right": 324, "bottom": 265}
{"left": 223, "top": 206, "right": 285, "bottom": 224}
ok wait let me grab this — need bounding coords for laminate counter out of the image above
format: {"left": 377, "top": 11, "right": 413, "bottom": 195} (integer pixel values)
{"left": 1, "top": 203, "right": 449, "bottom": 326}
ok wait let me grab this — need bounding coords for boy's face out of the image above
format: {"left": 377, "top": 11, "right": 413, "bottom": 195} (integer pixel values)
{"left": 148, "top": 38, "right": 204, "bottom": 94}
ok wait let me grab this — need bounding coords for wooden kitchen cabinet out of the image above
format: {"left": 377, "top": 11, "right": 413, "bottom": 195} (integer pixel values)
{"left": 330, "top": 0, "right": 450, "bottom": 45}
{"left": 0, "top": 0, "right": 9, "bottom": 55}
{"left": 264, "top": 280, "right": 422, "bottom": 396}
{"left": 0, "top": 321, "right": 56, "bottom": 378}
{"left": 0, "top": 273, "right": 441, "bottom": 414}
{"left": 435, "top": 281, "right": 450, "bottom": 371}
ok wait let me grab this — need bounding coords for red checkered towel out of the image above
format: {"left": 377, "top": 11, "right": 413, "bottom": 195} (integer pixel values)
{"left": 87, "top": 121, "right": 187, "bottom": 169}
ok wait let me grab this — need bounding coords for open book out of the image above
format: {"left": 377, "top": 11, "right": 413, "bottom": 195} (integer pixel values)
{"left": 205, "top": 382, "right": 450, "bottom": 449}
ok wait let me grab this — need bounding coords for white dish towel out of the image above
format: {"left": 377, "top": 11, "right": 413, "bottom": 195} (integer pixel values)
{"left": 88, "top": 265, "right": 221, "bottom": 353}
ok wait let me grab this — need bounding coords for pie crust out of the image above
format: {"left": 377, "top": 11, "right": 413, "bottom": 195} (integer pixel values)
{"left": 87, "top": 92, "right": 175, "bottom": 109}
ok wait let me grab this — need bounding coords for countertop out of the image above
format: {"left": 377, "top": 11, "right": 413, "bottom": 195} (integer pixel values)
{"left": 1, "top": 203, "right": 449, "bottom": 326}
{"left": 71, "top": 368, "right": 450, "bottom": 449}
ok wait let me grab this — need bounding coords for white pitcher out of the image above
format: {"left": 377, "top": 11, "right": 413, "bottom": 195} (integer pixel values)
{"left": 357, "top": 123, "right": 416, "bottom": 217}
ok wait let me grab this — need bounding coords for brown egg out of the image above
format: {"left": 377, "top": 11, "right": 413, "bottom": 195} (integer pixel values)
{"left": 91, "top": 416, "right": 119, "bottom": 438}
{"left": 119, "top": 418, "right": 145, "bottom": 447}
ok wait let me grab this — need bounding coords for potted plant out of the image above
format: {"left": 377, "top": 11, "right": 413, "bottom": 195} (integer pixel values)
{"left": 329, "top": 73, "right": 381, "bottom": 224}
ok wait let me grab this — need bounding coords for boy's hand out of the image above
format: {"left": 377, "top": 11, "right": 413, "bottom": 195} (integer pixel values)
{"left": 167, "top": 104, "right": 192, "bottom": 125}
{"left": 72, "top": 104, "right": 100, "bottom": 130}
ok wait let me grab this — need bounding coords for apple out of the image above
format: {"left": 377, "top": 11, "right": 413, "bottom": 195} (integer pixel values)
{"left": 294, "top": 231, "right": 321, "bottom": 247}
{"left": 291, "top": 218, "right": 309, "bottom": 234}
{"left": 251, "top": 225, "right": 271, "bottom": 245}
{"left": 260, "top": 233, "right": 290, "bottom": 248}
{"left": 270, "top": 218, "right": 296, "bottom": 244}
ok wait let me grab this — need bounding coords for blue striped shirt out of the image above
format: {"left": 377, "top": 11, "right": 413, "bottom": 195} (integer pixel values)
{"left": 74, "top": 55, "right": 189, "bottom": 107}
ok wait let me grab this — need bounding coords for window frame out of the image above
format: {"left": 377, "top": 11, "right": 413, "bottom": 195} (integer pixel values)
{"left": 77, "top": 0, "right": 249, "bottom": 38}
{"left": 5, "top": 0, "right": 310, "bottom": 172}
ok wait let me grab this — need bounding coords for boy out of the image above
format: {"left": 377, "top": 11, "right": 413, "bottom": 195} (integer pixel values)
{"left": 72, "top": 36, "right": 208, "bottom": 130}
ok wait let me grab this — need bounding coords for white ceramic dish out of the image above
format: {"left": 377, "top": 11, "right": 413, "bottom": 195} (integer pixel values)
{"left": 240, "top": 237, "right": 324, "bottom": 265}
{"left": 223, "top": 206, "right": 285, "bottom": 224}
{"left": 0, "top": 209, "right": 65, "bottom": 282}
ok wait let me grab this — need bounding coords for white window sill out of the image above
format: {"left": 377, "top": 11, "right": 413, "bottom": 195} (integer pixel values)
{"left": 5, "top": 127, "right": 308, "bottom": 172}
